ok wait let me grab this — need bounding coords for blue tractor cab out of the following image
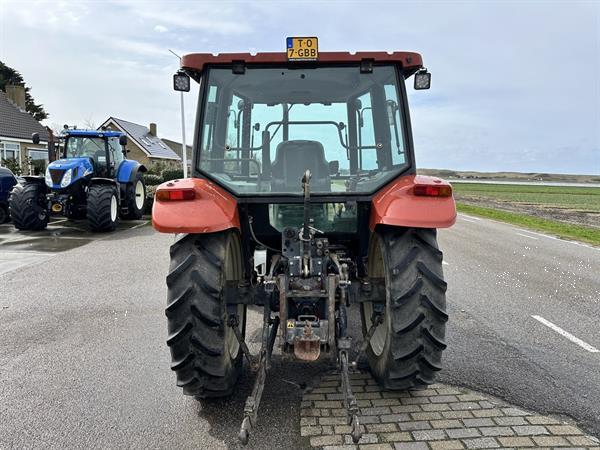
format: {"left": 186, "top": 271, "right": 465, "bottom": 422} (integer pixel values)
{"left": 9, "top": 128, "right": 147, "bottom": 232}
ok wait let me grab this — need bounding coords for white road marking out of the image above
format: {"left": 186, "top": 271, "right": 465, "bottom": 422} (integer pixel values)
{"left": 459, "top": 213, "right": 484, "bottom": 221}
{"left": 458, "top": 213, "right": 484, "bottom": 222}
{"left": 516, "top": 232, "right": 538, "bottom": 240}
{"left": 532, "top": 315, "right": 599, "bottom": 353}
{"left": 516, "top": 229, "right": 598, "bottom": 251}
{"left": 461, "top": 217, "right": 477, "bottom": 223}
{"left": 130, "top": 220, "right": 149, "bottom": 230}
{"left": 455, "top": 213, "right": 599, "bottom": 252}
{"left": 442, "top": 261, "right": 449, "bottom": 266}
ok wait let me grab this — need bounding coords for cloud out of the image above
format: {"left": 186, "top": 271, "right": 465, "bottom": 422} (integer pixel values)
{"left": 116, "top": 1, "right": 253, "bottom": 35}
{"left": 1, "top": 1, "right": 598, "bottom": 174}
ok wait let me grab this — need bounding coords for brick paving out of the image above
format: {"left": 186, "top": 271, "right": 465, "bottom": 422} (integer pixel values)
{"left": 300, "top": 371, "right": 600, "bottom": 449}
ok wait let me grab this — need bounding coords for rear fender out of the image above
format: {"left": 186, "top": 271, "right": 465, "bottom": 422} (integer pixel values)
{"left": 90, "top": 177, "right": 118, "bottom": 187}
{"left": 152, "top": 178, "right": 240, "bottom": 233}
{"left": 21, "top": 176, "right": 48, "bottom": 195}
{"left": 22, "top": 175, "right": 46, "bottom": 186}
{"left": 90, "top": 177, "right": 119, "bottom": 200}
{"left": 369, "top": 174, "right": 456, "bottom": 230}
{"left": 117, "top": 160, "right": 147, "bottom": 184}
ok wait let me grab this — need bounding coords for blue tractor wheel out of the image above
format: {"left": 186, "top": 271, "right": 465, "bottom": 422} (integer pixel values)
{"left": 122, "top": 174, "right": 146, "bottom": 220}
{"left": 8, "top": 182, "right": 49, "bottom": 230}
{"left": 87, "top": 184, "right": 118, "bottom": 232}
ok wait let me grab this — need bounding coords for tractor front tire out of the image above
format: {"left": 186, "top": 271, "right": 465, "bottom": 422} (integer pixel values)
{"left": 87, "top": 184, "right": 118, "bottom": 232}
{"left": 166, "top": 231, "right": 246, "bottom": 398}
{"left": 361, "top": 226, "right": 448, "bottom": 390}
{"left": 8, "top": 182, "right": 49, "bottom": 230}
{"left": 122, "top": 174, "right": 146, "bottom": 219}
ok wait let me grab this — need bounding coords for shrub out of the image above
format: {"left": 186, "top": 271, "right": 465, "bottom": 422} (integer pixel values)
{"left": 162, "top": 169, "right": 184, "bottom": 182}
{"left": 143, "top": 174, "right": 163, "bottom": 186}
{"left": 1, "top": 158, "right": 23, "bottom": 175}
{"left": 145, "top": 185, "right": 157, "bottom": 214}
{"left": 146, "top": 160, "right": 170, "bottom": 176}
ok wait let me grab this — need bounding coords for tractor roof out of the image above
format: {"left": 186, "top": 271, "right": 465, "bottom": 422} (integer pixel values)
{"left": 64, "top": 129, "right": 124, "bottom": 138}
{"left": 181, "top": 51, "right": 424, "bottom": 78}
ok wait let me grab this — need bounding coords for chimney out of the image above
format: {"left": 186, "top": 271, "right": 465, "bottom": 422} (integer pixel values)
{"left": 149, "top": 123, "right": 157, "bottom": 136}
{"left": 5, "top": 85, "right": 26, "bottom": 110}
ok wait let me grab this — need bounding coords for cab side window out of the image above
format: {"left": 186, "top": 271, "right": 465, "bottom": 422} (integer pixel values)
{"left": 108, "top": 137, "right": 124, "bottom": 165}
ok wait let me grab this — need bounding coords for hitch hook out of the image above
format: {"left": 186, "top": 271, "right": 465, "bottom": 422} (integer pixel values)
{"left": 338, "top": 338, "right": 363, "bottom": 443}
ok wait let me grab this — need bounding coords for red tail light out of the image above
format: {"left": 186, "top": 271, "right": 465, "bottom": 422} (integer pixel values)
{"left": 156, "top": 188, "right": 196, "bottom": 201}
{"left": 413, "top": 184, "right": 452, "bottom": 197}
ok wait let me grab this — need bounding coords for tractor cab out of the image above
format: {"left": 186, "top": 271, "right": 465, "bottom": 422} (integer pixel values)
{"left": 194, "top": 61, "right": 421, "bottom": 198}
{"left": 42, "top": 130, "right": 128, "bottom": 190}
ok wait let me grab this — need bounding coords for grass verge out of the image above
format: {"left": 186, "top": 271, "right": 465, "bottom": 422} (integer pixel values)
{"left": 452, "top": 182, "right": 600, "bottom": 213}
{"left": 457, "top": 203, "right": 600, "bottom": 246}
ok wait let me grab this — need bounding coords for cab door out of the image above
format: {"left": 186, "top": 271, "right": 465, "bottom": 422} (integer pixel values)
{"left": 107, "top": 137, "right": 125, "bottom": 178}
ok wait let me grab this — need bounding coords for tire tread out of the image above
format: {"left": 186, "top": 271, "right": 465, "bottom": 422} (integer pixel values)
{"left": 166, "top": 231, "right": 244, "bottom": 398}
{"left": 364, "top": 226, "right": 448, "bottom": 390}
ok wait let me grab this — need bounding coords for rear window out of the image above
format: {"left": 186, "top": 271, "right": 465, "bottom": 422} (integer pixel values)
{"left": 196, "top": 65, "right": 410, "bottom": 196}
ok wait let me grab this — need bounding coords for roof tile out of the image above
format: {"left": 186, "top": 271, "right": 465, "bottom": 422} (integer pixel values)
{"left": 0, "top": 91, "right": 49, "bottom": 141}
{"left": 106, "top": 117, "right": 180, "bottom": 160}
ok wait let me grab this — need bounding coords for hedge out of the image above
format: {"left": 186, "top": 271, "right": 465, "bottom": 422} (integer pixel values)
{"left": 143, "top": 174, "right": 163, "bottom": 186}
{"left": 162, "top": 169, "right": 184, "bottom": 182}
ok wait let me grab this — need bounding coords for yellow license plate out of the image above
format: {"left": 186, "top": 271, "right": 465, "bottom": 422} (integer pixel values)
{"left": 286, "top": 36, "right": 318, "bottom": 61}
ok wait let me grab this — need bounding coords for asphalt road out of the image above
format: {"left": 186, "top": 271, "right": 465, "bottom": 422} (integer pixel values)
{"left": 0, "top": 214, "right": 599, "bottom": 449}
{"left": 437, "top": 214, "right": 600, "bottom": 437}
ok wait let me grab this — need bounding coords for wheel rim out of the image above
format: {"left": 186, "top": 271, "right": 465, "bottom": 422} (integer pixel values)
{"left": 134, "top": 180, "right": 144, "bottom": 210}
{"left": 224, "top": 235, "right": 242, "bottom": 359}
{"left": 363, "top": 301, "right": 388, "bottom": 356}
{"left": 110, "top": 194, "right": 117, "bottom": 222}
{"left": 364, "top": 233, "right": 389, "bottom": 357}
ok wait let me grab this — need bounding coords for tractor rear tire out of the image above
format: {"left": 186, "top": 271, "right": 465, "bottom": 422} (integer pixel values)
{"left": 86, "top": 184, "right": 118, "bottom": 232}
{"left": 8, "top": 182, "right": 49, "bottom": 230}
{"left": 166, "top": 230, "right": 246, "bottom": 398}
{"left": 361, "top": 226, "right": 448, "bottom": 390}
{"left": 0, "top": 205, "right": 8, "bottom": 223}
{"left": 122, "top": 174, "right": 146, "bottom": 219}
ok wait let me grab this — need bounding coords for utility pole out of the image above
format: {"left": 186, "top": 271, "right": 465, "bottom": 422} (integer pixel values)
{"left": 169, "top": 49, "right": 188, "bottom": 178}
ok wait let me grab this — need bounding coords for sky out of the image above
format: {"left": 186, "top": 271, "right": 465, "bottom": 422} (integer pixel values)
{"left": 0, "top": 0, "right": 598, "bottom": 175}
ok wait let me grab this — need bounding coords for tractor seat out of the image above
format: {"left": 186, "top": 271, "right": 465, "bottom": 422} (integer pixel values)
{"left": 271, "top": 140, "right": 331, "bottom": 192}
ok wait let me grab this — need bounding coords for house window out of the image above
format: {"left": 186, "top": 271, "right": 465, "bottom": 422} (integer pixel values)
{"left": 0, "top": 142, "right": 21, "bottom": 161}
{"left": 29, "top": 148, "right": 48, "bottom": 175}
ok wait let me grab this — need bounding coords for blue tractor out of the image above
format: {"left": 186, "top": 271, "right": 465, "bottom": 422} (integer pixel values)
{"left": 9, "top": 129, "right": 147, "bottom": 232}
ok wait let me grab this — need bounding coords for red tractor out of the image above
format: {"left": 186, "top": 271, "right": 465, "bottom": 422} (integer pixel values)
{"left": 153, "top": 38, "right": 455, "bottom": 445}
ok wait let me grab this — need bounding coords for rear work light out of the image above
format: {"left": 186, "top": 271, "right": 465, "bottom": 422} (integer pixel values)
{"left": 413, "top": 184, "right": 452, "bottom": 197}
{"left": 156, "top": 189, "right": 196, "bottom": 201}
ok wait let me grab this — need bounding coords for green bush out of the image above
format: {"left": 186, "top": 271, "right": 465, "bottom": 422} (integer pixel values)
{"left": 162, "top": 169, "right": 184, "bottom": 182}
{"left": 146, "top": 160, "right": 170, "bottom": 176}
{"left": 143, "top": 174, "right": 163, "bottom": 186}
{"left": 145, "top": 185, "right": 157, "bottom": 214}
{"left": 1, "top": 158, "right": 23, "bottom": 175}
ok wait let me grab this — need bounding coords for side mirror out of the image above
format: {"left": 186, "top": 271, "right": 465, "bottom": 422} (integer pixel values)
{"left": 32, "top": 133, "right": 40, "bottom": 144}
{"left": 329, "top": 160, "right": 340, "bottom": 175}
{"left": 414, "top": 69, "right": 431, "bottom": 90}
{"left": 119, "top": 135, "right": 128, "bottom": 146}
